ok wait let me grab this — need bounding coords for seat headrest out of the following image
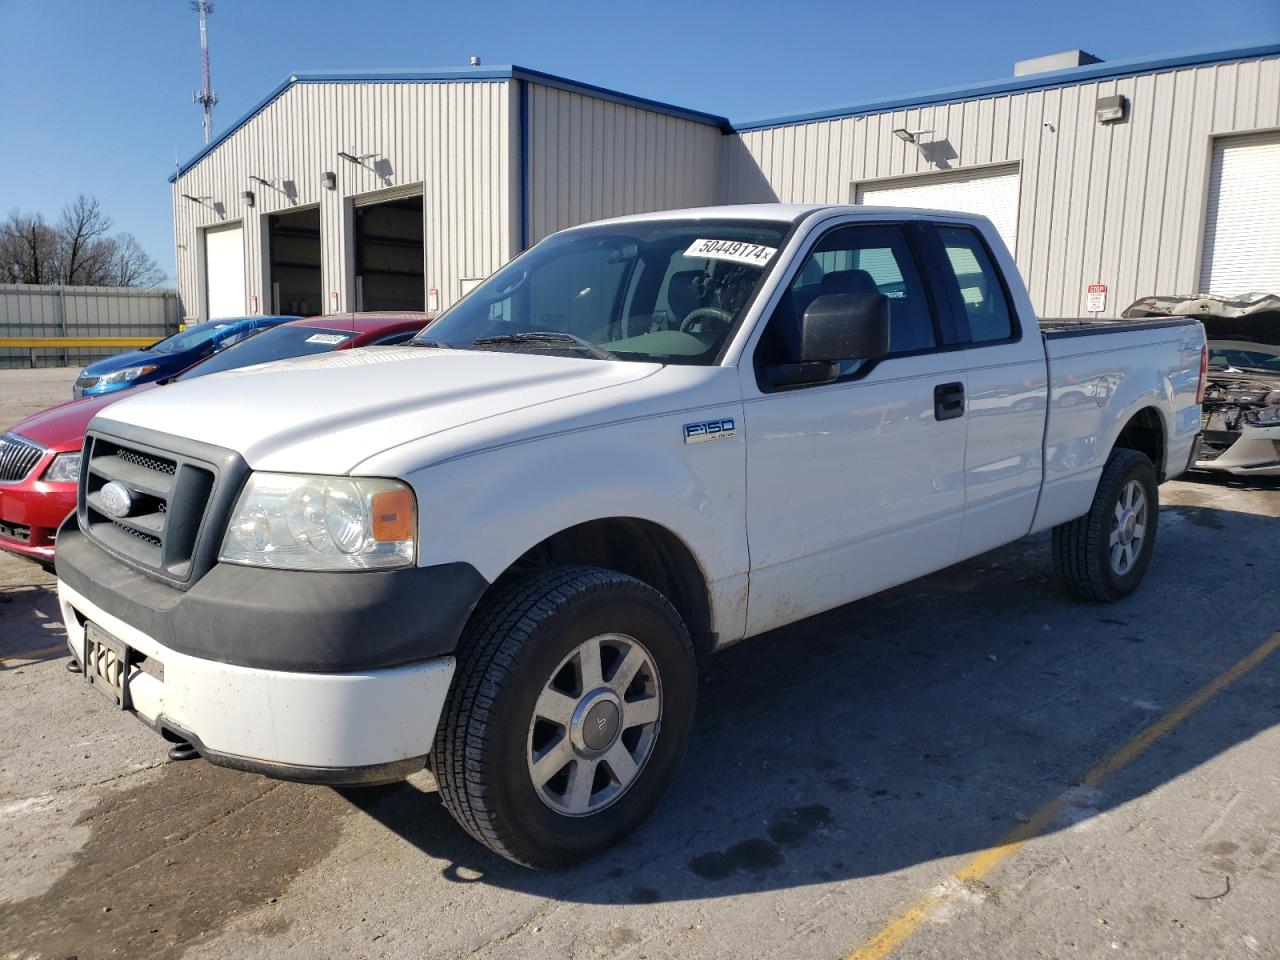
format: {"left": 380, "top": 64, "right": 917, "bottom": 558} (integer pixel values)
{"left": 818, "top": 269, "right": 880, "bottom": 296}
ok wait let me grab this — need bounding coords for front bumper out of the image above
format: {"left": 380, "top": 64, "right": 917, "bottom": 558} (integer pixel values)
{"left": 0, "top": 473, "right": 76, "bottom": 564}
{"left": 54, "top": 523, "right": 489, "bottom": 783}
{"left": 60, "top": 578, "right": 455, "bottom": 782}
{"left": 74, "top": 379, "right": 132, "bottom": 400}
{"left": 1194, "top": 425, "right": 1280, "bottom": 476}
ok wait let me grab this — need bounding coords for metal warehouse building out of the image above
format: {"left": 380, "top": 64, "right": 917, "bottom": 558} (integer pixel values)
{"left": 171, "top": 42, "right": 1280, "bottom": 323}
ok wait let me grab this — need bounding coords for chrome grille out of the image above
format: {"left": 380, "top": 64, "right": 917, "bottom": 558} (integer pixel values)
{"left": 0, "top": 433, "right": 45, "bottom": 484}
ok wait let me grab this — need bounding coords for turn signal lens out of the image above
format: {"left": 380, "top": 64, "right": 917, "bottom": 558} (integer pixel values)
{"left": 371, "top": 488, "right": 415, "bottom": 542}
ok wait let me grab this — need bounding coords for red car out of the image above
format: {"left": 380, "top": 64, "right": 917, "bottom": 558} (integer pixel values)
{"left": 0, "top": 313, "right": 431, "bottom": 566}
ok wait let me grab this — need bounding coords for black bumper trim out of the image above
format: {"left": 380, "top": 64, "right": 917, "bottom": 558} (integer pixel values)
{"left": 159, "top": 719, "right": 426, "bottom": 786}
{"left": 1186, "top": 432, "right": 1204, "bottom": 470}
{"left": 56, "top": 522, "right": 489, "bottom": 673}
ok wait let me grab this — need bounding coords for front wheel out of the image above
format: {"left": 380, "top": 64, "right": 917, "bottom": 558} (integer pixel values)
{"left": 431, "top": 566, "right": 697, "bottom": 868}
{"left": 1052, "top": 448, "right": 1159, "bottom": 601}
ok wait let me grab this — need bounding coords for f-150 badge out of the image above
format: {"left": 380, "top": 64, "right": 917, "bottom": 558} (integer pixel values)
{"left": 684, "top": 418, "right": 736, "bottom": 444}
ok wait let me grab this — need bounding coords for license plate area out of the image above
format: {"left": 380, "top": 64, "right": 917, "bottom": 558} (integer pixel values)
{"left": 84, "top": 622, "right": 132, "bottom": 710}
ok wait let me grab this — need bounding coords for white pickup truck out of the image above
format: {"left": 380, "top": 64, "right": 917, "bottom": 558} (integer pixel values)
{"left": 57, "top": 204, "right": 1207, "bottom": 867}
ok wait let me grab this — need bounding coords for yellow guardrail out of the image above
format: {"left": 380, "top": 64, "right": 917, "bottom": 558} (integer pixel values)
{"left": 0, "top": 337, "right": 158, "bottom": 349}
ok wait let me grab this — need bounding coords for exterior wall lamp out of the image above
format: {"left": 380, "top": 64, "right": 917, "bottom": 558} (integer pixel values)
{"left": 1096, "top": 95, "right": 1128, "bottom": 124}
{"left": 892, "top": 128, "right": 935, "bottom": 144}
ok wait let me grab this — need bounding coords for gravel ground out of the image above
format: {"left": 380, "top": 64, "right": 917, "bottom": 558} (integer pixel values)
{"left": 0, "top": 367, "right": 1276, "bottom": 960}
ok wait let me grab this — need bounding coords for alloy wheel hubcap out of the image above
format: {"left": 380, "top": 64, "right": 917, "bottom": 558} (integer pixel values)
{"left": 527, "top": 633, "right": 662, "bottom": 817}
{"left": 1109, "top": 479, "right": 1148, "bottom": 576}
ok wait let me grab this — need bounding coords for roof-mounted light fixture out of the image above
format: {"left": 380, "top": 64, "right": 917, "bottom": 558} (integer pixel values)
{"left": 892, "top": 128, "right": 935, "bottom": 144}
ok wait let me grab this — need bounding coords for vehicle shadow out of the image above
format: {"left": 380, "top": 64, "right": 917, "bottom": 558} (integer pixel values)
{"left": 0, "top": 582, "right": 66, "bottom": 667}
{"left": 344, "top": 500, "right": 1280, "bottom": 904}
{"left": 1181, "top": 469, "right": 1280, "bottom": 495}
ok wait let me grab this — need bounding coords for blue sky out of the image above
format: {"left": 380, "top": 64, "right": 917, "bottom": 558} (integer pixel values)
{"left": 2, "top": 0, "right": 1277, "bottom": 283}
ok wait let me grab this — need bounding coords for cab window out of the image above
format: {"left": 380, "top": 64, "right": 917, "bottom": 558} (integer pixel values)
{"left": 935, "top": 226, "right": 1015, "bottom": 343}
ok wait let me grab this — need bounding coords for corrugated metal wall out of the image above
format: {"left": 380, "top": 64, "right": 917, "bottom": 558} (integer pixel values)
{"left": 722, "top": 55, "right": 1280, "bottom": 317}
{"left": 172, "top": 80, "right": 515, "bottom": 321}
{"left": 524, "top": 85, "right": 722, "bottom": 242}
{"left": 0, "top": 285, "right": 180, "bottom": 369}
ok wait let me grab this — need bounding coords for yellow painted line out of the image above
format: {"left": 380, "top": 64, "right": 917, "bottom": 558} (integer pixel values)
{"left": 846, "top": 630, "right": 1280, "bottom": 960}
{"left": 0, "top": 337, "right": 156, "bottom": 348}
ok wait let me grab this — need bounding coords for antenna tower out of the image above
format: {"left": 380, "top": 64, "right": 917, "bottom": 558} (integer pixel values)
{"left": 191, "top": 1, "right": 219, "bottom": 144}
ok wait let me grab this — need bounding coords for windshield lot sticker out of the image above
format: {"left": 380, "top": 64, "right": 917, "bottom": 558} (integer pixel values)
{"left": 684, "top": 418, "right": 736, "bottom": 444}
{"left": 305, "top": 333, "right": 350, "bottom": 345}
{"left": 685, "top": 239, "right": 777, "bottom": 268}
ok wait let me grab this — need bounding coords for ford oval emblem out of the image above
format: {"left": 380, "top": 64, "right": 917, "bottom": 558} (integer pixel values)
{"left": 99, "top": 481, "right": 133, "bottom": 519}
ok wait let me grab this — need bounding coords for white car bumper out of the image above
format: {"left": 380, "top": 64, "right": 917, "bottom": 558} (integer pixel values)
{"left": 1195, "top": 424, "right": 1280, "bottom": 476}
{"left": 59, "top": 578, "right": 455, "bottom": 783}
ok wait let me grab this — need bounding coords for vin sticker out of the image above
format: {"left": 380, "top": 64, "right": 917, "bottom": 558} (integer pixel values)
{"left": 305, "top": 333, "right": 350, "bottom": 345}
{"left": 684, "top": 418, "right": 736, "bottom": 444}
{"left": 684, "top": 238, "right": 777, "bottom": 268}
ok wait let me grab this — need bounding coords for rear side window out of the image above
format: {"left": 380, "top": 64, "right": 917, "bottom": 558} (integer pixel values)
{"left": 936, "top": 226, "right": 1014, "bottom": 343}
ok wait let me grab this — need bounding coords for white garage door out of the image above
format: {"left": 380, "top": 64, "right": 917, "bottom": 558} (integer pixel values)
{"left": 1198, "top": 132, "right": 1280, "bottom": 297}
{"left": 855, "top": 166, "right": 1021, "bottom": 255}
{"left": 204, "top": 223, "right": 246, "bottom": 319}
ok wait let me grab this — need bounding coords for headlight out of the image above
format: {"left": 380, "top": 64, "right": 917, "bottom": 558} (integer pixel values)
{"left": 220, "top": 473, "right": 416, "bottom": 571}
{"left": 98, "top": 364, "right": 159, "bottom": 386}
{"left": 43, "top": 451, "right": 82, "bottom": 483}
{"left": 1247, "top": 396, "right": 1280, "bottom": 426}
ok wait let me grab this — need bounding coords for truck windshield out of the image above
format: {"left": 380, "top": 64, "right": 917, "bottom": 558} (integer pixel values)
{"left": 414, "top": 218, "right": 790, "bottom": 364}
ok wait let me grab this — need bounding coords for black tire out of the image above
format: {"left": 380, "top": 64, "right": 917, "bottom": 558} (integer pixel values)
{"left": 1053, "top": 448, "right": 1159, "bottom": 601}
{"left": 431, "top": 565, "right": 697, "bottom": 869}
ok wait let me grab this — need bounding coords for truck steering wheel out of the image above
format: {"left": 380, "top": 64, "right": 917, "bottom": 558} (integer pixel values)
{"left": 679, "top": 306, "right": 733, "bottom": 335}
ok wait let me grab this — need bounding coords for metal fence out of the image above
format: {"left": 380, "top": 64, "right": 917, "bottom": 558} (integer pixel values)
{"left": 0, "top": 285, "right": 181, "bottom": 370}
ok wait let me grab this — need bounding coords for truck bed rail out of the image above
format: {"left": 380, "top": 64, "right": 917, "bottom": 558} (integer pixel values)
{"left": 1038, "top": 316, "right": 1194, "bottom": 339}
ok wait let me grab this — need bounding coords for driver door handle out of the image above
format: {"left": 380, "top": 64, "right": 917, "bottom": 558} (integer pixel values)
{"left": 934, "top": 382, "right": 965, "bottom": 421}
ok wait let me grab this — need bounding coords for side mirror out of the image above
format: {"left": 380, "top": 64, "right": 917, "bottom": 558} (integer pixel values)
{"left": 798, "top": 292, "right": 891, "bottom": 363}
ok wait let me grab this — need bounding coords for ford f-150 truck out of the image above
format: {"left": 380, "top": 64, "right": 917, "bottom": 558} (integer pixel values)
{"left": 55, "top": 205, "right": 1207, "bottom": 868}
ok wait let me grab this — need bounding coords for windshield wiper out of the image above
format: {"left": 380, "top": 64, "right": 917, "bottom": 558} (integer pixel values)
{"left": 471, "top": 331, "right": 618, "bottom": 361}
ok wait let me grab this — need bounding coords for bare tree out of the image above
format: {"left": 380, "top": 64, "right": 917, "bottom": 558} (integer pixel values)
{"left": 0, "top": 210, "right": 58, "bottom": 284}
{"left": 0, "top": 198, "right": 164, "bottom": 287}
{"left": 105, "top": 233, "right": 164, "bottom": 287}
{"left": 57, "top": 194, "right": 114, "bottom": 285}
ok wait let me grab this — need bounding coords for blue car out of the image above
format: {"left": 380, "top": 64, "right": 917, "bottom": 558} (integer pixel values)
{"left": 73, "top": 316, "right": 300, "bottom": 398}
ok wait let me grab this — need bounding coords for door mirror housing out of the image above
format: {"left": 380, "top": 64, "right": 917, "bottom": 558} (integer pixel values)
{"left": 798, "top": 292, "right": 891, "bottom": 363}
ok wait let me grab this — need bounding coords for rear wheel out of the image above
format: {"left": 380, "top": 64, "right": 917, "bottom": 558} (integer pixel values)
{"left": 431, "top": 566, "right": 697, "bottom": 868}
{"left": 1053, "top": 448, "right": 1159, "bottom": 601}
